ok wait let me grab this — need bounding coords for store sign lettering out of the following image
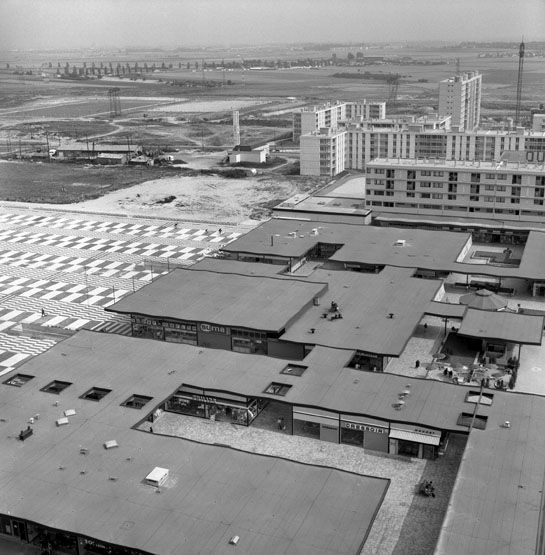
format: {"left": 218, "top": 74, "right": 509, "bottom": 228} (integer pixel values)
{"left": 200, "top": 323, "right": 229, "bottom": 335}
{"left": 193, "top": 394, "right": 217, "bottom": 404}
{"left": 344, "top": 422, "right": 387, "bottom": 433}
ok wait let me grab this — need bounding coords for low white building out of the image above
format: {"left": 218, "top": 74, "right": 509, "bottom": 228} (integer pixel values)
{"left": 228, "top": 144, "right": 270, "bottom": 165}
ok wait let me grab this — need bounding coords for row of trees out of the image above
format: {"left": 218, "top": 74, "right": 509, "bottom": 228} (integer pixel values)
{"left": 6, "top": 52, "right": 382, "bottom": 75}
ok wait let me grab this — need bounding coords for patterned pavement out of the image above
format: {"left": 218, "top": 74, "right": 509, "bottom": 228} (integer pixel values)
{"left": 0, "top": 207, "right": 247, "bottom": 372}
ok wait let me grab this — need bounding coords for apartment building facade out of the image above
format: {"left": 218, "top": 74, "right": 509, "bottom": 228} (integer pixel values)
{"left": 364, "top": 158, "right": 545, "bottom": 222}
{"left": 300, "top": 125, "right": 545, "bottom": 176}
{"left": 438, "top": 72, "right": 482, "bottom": 130}
{"left": 300, "top": 127, "right": 346, "bottom": 176}
{"left": 293, "top": 100, "right": 386, "bottom": 141}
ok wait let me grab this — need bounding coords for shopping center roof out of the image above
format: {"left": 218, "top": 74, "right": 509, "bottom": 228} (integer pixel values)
{"left": 223, "top": 219, "right": 470, "bottom": 269}
{"left": 0, "top": 332, "right": 389, "bottom": 555}
{"left": 108, "top": 268, "right": 327, "bottom": 333}
{"left": 436, "top": 391, "right": 545, "bottom": 555}
{"left": 281, "top": 267, "right": 442, "bottom": 356}
{"left": 457, "top": 308, "right": 544, "bottom": 345}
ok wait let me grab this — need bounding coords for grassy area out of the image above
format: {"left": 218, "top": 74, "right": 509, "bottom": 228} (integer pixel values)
{"left": 0, "top": 161, "right": 182, "bottom": 203}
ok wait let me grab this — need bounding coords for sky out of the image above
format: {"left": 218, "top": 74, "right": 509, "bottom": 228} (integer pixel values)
{"left": 0, "top": 0, "right": 543, "bottom": 50}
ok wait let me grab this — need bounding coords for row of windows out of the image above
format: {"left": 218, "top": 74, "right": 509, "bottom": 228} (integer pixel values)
{"left": 3, "top": 374, "right": 153, "bottom": 409}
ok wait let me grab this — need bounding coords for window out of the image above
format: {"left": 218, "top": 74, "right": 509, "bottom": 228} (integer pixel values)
{"left": 465, "top": 391, "right": 494, "bottom": 406}
{"left": 41, "top": 380, "right": 72, "bottom": 394}
{"left": 3, "top": 374, "right": 34, "bottom": 387}
{"left": 281, "top": 364, "right": 307, "bottom": 377}
{"left": 80, "top": 387, "right": 111, "bottom": 401}
{"left": 122, "top": 394, "right": 153, "bottom": 409}
{"left": 264, "top": 382, "right": 292, "bottom": 396}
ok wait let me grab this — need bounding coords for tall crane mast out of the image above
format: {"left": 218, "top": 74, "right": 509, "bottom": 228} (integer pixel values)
{"left": 515, "top": 40, "right": 525, "bottom": 127}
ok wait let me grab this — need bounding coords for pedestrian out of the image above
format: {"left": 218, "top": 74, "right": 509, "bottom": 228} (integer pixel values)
{"left": 174, "top": 222, "right": 178, "bottom": 229}
{"left": 149, "top": 426, "right": 153, "bottom": 433}
{"left": 415, "top": 360, "right": 420, "bottom": 369}
{"left": 219, "top": 228, "right": 222, "bottom": 234}
{"left": 41, "top": 308, "right": 46, "bottom": 317}
{"left": 277, "top": 417, "right": 285, "bottom": 431}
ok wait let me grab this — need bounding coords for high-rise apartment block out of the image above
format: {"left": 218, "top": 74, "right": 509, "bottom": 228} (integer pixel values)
{"left": 438, "top": 71, "right": 482, "bottom": 130}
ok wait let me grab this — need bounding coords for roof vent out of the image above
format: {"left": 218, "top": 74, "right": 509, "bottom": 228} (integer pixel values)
{"left": 104, "top": 440, "right": 118, "bottom": 450}
{"left": 229, "top": 536, "right": 240, "bottom": 545}
{"left": 145, "top": 467, "right": 169, "bottom": 487}
{"left": 64, "top": 409, "right": 76, "bottom": 417}
{"left": 393, "top": 239, "right": 406, "bottom": 247}
{"left": 56, "top": 417, "right": 69, "bottom": 426}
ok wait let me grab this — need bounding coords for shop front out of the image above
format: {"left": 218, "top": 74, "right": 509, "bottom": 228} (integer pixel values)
{"left": 131, "top": 316, "right": 197, "bottom": 345}
{"left": 292, "top": 406, "right": 339, "bottom": 443}
{"left": 340, "top": 415, "right": 389, "bottom": 452}
{"left": 231, "top": 328, "right": 268, "bottom": 355}
{"left": 389, "top": 423, "right": 441, "bottom": 459}
{"left": 164, "top": 385, "right": 265, "bottom": 426}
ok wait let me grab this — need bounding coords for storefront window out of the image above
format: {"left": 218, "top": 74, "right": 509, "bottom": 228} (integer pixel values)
{"left": 397, "top": 439, "right": 420, "bottom": 458}
{"left": 293, "top": 419, "right": 320, "bottom": 439}
{"left": 341, "top": 426, "right": 363, "bottom": 447}
{"left": 0, "top": 515, "right": 12, "bottom": 536}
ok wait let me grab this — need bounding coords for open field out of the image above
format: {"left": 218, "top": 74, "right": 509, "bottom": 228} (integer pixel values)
{"left": 0, "top": 160, "right": 322, "bottom": 223}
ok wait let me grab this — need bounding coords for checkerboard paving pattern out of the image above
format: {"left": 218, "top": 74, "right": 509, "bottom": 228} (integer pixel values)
{"left": 0, "top": 275, "right": 130, "bottom": 307}
{"left": 0, "top": 250, "right": 169, "bottom": 281}
{"left": 0, "top": 213, "right": 242, "bottom": 242}
{"left": 0, "top": 307, "right": 102, "bottom": 334}
{"left": 0, "top": 230, "right": 214, "bottom": 261}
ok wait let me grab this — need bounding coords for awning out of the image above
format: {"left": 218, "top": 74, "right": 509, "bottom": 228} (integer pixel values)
{"left": 389, "top": 429, "right": 440, "bottom": 446}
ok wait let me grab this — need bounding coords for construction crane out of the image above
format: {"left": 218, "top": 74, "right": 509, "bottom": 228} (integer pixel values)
{"left": 515, "top": 40, "right": 525, "bottom": 127}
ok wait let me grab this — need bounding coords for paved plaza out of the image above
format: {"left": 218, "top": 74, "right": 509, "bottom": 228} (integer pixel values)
{"left": 0, "top": 205, "right": 248, "bottom": 375}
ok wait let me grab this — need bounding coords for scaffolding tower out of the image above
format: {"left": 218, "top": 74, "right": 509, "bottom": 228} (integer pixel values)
{"left": 515, "top": 41, "right": 525, "bottom": 126}
{"left": 108, "top": 88, "right": 122, "bottom": 119}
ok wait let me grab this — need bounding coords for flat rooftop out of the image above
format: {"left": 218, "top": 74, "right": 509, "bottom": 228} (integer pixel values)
{"left": 0, "top": 332, "right": 389, "bottom": 555}
{"left": 108, "top": 268, "right": 327, "bottom": 333}
{"left": 281, "top": 266, "right": 442, "bottom": 356}
{"left": 458, "top": 308, "right": 544, "bottom": 345}
{"left": 367, "top": 157, "right": 545, "bottom": 173}
{"left": 223, "top": 219, "right": 470, "bottom": 269}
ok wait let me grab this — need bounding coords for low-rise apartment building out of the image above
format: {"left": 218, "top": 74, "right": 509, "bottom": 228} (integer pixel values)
{"left": 365, "top": 158, "right": 545, "bottom": 223}
{"left": 293, "top": 100, "right": 386, "bottom": 141}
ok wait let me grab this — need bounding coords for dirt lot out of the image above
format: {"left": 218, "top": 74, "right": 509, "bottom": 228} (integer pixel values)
{"left": 0, "top": 159, "right": 324, "bottom": 224}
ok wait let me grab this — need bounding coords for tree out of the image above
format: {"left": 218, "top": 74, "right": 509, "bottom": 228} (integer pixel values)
{"left": 161, "top": 61, "right": 166, "bottom": 70}
{"left": 347, "top": 52, "right": 355, "bottom": 63}
{"left": 178, "top": 62, "right": 182, "bottom": 69}
{"left": 195, "top": 61, "right": 199, "bottom": 70}
{"left": 48, "top": 62, "right": 52, "bottom": 68}
{"left": 187, "top": 62, "right": 190, "bottom": 70}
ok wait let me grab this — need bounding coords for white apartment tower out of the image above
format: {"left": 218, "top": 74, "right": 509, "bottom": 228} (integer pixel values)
{"left": 439, "top": 72, "right": 482, "bottom": 131}
{"left": 300, "top": 128, "right": 346, "bottom": 176}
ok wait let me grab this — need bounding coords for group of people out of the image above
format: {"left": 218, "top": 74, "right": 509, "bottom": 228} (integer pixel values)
{"left": 420, "top": 480, "right": 436, "bottom": 498}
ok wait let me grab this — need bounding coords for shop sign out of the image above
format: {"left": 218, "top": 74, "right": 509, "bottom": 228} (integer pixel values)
{"left": 199, "top": 323, "right": 229, "bottom": 335}
{"left": 193, "top": 394, "right": 217, "bottom": 404}
{"left": 391, "top": 422, "right": 441, "bottom": 438}
{"left": 343, "top": 422, "right": 387, "bottom": 433}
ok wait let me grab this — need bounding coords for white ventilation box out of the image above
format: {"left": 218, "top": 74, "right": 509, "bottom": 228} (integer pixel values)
{"left": 145, "top": 467, "right": 169, "bottom": 487}
{"left": 56, "top": 417, "right": 69, "bottom": 426}
{"left": 103, "top": 440, "right": 118, "bottom": 450}
{"left": 64, "top": 409, "right": 76, "bottom": 417}
{"left": 394, "top": 239, "right": 406, "bottom": 247}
